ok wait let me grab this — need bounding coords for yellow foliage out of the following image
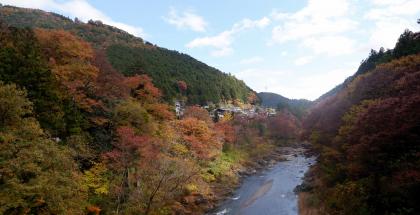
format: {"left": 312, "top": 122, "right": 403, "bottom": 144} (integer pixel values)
{"left": 184, "top": 183, "right": 199, "bottom": 194}
{"left": 171, "top": 143, "right": 189, "bottom": 156}
{"left": 220, "top": 112, "right": 233, "bottom": 122}
{"left": 82, "top": 162, "right": 110, "bottom": 195}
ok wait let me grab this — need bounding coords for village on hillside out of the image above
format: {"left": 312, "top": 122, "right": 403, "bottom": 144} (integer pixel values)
{"left": 174, "top": 100, "right": 277, "bottom": 120}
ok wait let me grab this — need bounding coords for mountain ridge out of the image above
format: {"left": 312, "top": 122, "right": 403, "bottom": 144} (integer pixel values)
{"left": 257, "top": 92, "right": 312, "bottom": 118}
{"left": 0, "top": 5, "right": 253, "bottom": 104}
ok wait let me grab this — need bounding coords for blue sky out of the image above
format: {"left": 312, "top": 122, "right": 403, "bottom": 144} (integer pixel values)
{"left": 2, "top": 0, "right": 420, "bottom": 100}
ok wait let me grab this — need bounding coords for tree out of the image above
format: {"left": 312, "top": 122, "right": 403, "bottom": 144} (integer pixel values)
{"left": 34, "top": 28, "right": 100, "bottom": 112}
{"left": 93, "top": 50, "right": 130, "bottom": 100}
{"left": 103, "top": 126, "right": 156, "bottom": 214}
{"left": 176, "top": 118, "right": 222, "bottom": 160}
{"left": 247, "top": 92, "right": 258, "bottom": 105}
{"left": 183, "top": 105, "right": 212, "bottom": 124}
{"left": 0, "top": 25, "right": 67, "bottom": 135}
{"left": 129, "top": 156, "right": 199, "bottom": 215}
{"left": 0, "top": 82, "right": 87, "bottom": 214}
{"left": 177, "top": 80, "right": 187, "bottom": 93}
{"left": 0, "top": 82, "right": 32, "bottom": 127}
{"left": 215, "top": 121, "right": 236, "bottom": 147}
{"left": 144, "top": 103, "right": 175, "bottom": 121}
{"left": 268, "top": 111, "right": 300, "bottom": 141}
{"left": 113, "top": 99, "right": 156, "bottom": 135}
{"left": 125, "top": 74, "right": 162, "bottom": 104}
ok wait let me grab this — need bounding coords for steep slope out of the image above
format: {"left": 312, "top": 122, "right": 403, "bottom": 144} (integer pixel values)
{"left": 316, "top": 30, "right": 420, "bottom": 102}
{"left": 0, "top": 5, "right": 252, "bottom": 104}
{"left": 302, "top": 30, "right": 420, "bottom": 215}
{"left": 258, "top": 92, "right": 312, "bottom": 118}
{"left": 0, "top": 20, "right": 297, "bottom": 214}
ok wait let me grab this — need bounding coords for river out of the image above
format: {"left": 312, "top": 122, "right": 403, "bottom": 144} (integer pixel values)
{"left": 212, "top": 147, "right": 315, "bottom": 215}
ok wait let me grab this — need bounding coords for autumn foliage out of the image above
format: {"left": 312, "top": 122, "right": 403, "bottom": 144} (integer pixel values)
{"left": 0, "top": 13, "right": 306, "bottom": 215}
{"left": 303, "top": 40, "right": 420, "bottom": 214}
{"left": 35, "top": 29, "right": 100, "bottom": 112}
{"left": 176, "top": 118, "right": 221, "bottom": 159}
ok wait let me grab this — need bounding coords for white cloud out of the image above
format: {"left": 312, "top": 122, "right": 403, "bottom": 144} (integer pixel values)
{"left": 270, "top": 0, "right": 358, "bottom": 56}
{"left": 368, "top": 18, "right": 416, "bottom": 49}
{"left": 294, "top": 56, "right": 314, "bottom": 66}
{"left": 364, "top": 0, "right": 420, "bottom": 49}
{"left": 233, "top": 68, "right": 291, "bottom": 93}
{"left": 271, "top": 18, "right": 357, "bottom": 44}
{"left": 296, "top": 67, "right": 356, "bottom": 99}
{"left": 211, "top": 47, "right": 234, "bottom": 57}
{"left": 163, "top": 8, "right": 207, "bottom": 32}
{"left": 240, "top": 56, "right": 264, "bottom": 64}
{"left": 0, "top": 0, "right": 147, "bottom": 37}
{"left": 186, "top": 31, "right": 232, "bottom": 48}
{"left": 302, "top": 36, "right": 357, "bottom": 56}
{"left": 233, "top": 66, "right": 354, "bottom": 100}
{"left": 233, "top": 17, "right": 270, "bottom": 30}
{"left": 366, "top": 0, "right": 420, "bottom": 19}
{"left": 186, "top": 16, "right": 270, "bottom": 57}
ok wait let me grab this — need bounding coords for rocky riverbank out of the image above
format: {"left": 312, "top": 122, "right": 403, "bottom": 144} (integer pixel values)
{"left": 207, "top": 143, "right": 315, "bottom": 215}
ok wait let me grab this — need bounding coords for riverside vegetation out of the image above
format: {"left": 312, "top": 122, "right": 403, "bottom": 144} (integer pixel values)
{"left": 301, "top": 30, "right": 420, "bottom": 215}
{"left": 0, "top": 6, "right": 303, "bottom": 215}
{"left": 1, "top": 4, "right": 420, "bottom": 215}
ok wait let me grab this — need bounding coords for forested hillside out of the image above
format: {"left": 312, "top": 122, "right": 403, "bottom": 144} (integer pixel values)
{"left": 258, "top": 92, "right": 312, "bottom": 118}
{"left": 302, "top": 30, "right": 420, "bottom": 215}
{"left": 0, "top": 5, "right": 252, "bottom": 104}
{"left": 0, "top": 12, "right": 301, "bottom": 214}
{"left": 317, "top": 30, "right": 420, "bottom": 102}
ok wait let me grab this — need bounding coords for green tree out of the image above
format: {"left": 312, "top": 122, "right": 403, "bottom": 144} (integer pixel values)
{"left": 0, "top": 82, "right": 87, "bottom": 214}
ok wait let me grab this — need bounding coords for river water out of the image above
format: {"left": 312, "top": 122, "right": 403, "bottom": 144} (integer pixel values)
{"left": 213, "top": 148, "right": 315, "bottom": 215}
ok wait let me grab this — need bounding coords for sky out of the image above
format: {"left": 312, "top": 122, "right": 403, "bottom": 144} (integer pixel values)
{"left": 1, "top": 0, "right": 419, "bottom": 100}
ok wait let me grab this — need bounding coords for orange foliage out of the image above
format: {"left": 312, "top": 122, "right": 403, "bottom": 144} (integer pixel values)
{"left": 86, "top": 205, "right": 101, "bottom": 215}
{"left": 124, "top": 74, "right": 162, "bottom": 103}
{"left": 145, "top": 103, "right": 175, "bottom": 121}
{"left": 247, "top": 92, "right": 258, "bottom": 104}
{"left": 215, "top": 122, "right": 236, "bottom": 145}
{"left": 176, "top": 118, "right": 221, "bottom": 159}
{"left": 183, "top": 105, "right": 212, "bottom": 124}
{"left": 34, "top": 29, "right": 100, "bottom": 111}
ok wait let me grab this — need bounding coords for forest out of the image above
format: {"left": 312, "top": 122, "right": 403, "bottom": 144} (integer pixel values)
{"left": 301, "top": 30, "right": 420, "bottom": 215}
{"left": 0, "top": 12, "right": 301, "bottom": 214}
{"left": 0, "top": 5, "right": 253, "bottom": 104}
{"left": 1, "top": 4, "right": 420, "bottom": 215}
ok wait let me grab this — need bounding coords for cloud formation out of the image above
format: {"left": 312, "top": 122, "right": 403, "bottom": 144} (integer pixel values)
{"left": 270, "top": 0, "right": 358, "bottom": 56}
{"left": 294, "top": 56, "right": 314, "bottom": 66}
{"left": 186, "top": 16, "right": 270, "bottom": 57}
{"left": 0, "top": 0, "right": 146, "bottom": 37}
{"left": 163, "top": 8, "right": 207, "bottom": 32}
{"left": 240, "top": 56, "right": 264, "bottom": 65}
{"left": 365, "top": 0, "right": 420, "bottom": 49}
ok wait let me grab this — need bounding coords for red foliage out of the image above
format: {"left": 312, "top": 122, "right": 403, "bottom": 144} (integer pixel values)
{"left": 124, "top": 75, "right": 162, "bottom": 103}
{"left": 34, "top": 29, "right": 101, "bottom": 112}
{"left": 177, "top": 80, "right": 188, "bottom": 92}
{"left": 268, "top": 111, "right": 300, "bottom": 140}
{"left": 145, "top": 103, "right": 175, "bottom": 121}
{"left": 176, "top": 118, "right": 221, "bottom": 159}
{"left": 183, "top": 105, "right": 212, "bottom": 124}
{"left": 93, "top": 51, "right": 130, "bottom": 99}
{"left": 215, "top": 122, "right": 236, "bottom": 145}
{"left": 103, "top": 126, "right": 158, "bottom": 170}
